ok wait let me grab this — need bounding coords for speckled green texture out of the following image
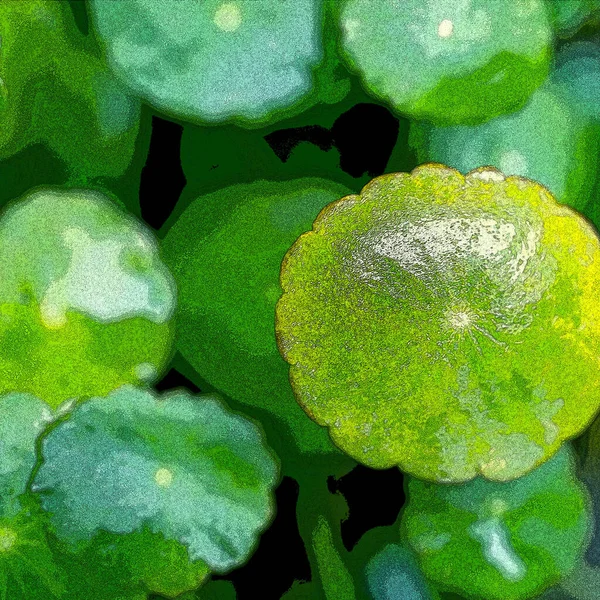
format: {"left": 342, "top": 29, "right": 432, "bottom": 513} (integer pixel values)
{"left": 0, "top": 0, "right": 140, "bottom": 179}
{"left": 339, "top": 0, "right": 552, "bottom": 126}
{"left": 162, "top": 178, "right": 353, "bottom": 455}
{"left": 80, "top": 528, "right": 211, "bottom": 598}
{"left": 409, "top": 43, "right": 600, "bottom": 213}
{"left": 312, "top": 516, "right": 356, "bottom": 599}
{"left": 33, "top": 385, "right": 279, "bottom": 575}
{"left": 276, "top": 164, "right": 600, "bottom": 482}
{"left": 0, "top": 188, "right": 176, "bottom": 408}
{"left": 546, "top": 0, "right": 600, "bottom": 37}
{"left": 552, "top": 42, "right": 600, "bottom": 121}
{"left": 88, "top": 0, "right": 327, "bottom": 126}
{"left": 402, "top": 445, "right": 591, "bottom": 600}
{"left": 0, "top": 497, "right": 65, "bottom": 600}
{"left": 0, "top": 394, "right": 52, "bottom": 517}
{"left": 45, "top": 524, "right": 200, "bottom": 599}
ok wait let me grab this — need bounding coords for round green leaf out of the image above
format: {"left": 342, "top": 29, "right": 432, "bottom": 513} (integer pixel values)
{"left": 402, "top": 445, "right": 591, "bottom": 600}
{"left": 276, "top": 164, "right": 600, "bottom": 482}
{"left": 162, "top": 178, "right": 353, "bottom": 456}
{"left": 366, "top": 543, "right": 440, "bottom": 600}
{"left": 0, "top": 0, "right": 141, "bottom": 179}
{"left": 33, "top": 385, "right": 279, "bottom": 574}
{"left": 339, "top": 0, "right": 551, "bottom": 126}
{"left": 88, "top": 0, "right": 326, "bottom": 126}
{"left": 409, "top": 42, "right": 600, "bottom": 213}
{"left": 0, "top": 187, "right": 176, "bottom": 408}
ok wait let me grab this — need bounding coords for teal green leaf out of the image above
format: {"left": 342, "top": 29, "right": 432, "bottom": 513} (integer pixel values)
{"left": 366, "top": 544, "right": 440, "bottom": 600}
{"left": 33, "top": 385, "right": 279, "bottom": 573}
{"left": 88, "top": 0, "right": 327, "bottom": 126}
{"left": 552, "top": 42, "right": 600, "bottom": 121}
{"left": 339, "top": 0, "right": 552, "bottom": 126}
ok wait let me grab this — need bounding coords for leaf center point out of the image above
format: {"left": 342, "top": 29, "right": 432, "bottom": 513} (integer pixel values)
{"left": 154, "top": 467, "right": 174, "bottom": 488}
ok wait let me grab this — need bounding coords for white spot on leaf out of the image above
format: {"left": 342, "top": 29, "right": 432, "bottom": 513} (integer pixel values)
{"left": 154, "top": 467, "right": 173, "bottom": 488}
{"left": 438, "top": 19, "right": 454, "bottom": 38}
{"left": 469, "top": 518, "right": 527, "bottom": 581}
{"left": 134, "top": 362, "right": 158, "bottom": 383}
{"left": 214, "top": 3, "right": 242, "bottom": 32}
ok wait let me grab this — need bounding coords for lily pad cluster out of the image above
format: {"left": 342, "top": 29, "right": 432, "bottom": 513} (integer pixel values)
{"left": 5, "top": 1, "right": 600, "bottom": 599}
{"left": 0, "top": 185, "right": 279, "bottom": 598}
{"left": 85, "top": 0, "right": 556, "bottom": 129}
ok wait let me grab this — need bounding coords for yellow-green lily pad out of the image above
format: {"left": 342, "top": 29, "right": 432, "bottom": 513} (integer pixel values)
{"left": 276, "top": 164, "right": 600, "bottom": 482}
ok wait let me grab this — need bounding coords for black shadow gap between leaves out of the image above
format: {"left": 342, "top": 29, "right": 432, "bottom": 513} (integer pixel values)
{"left": 331, "top": 103, "right": 400, "bottom": 178}
{"left": 264, "top": 103, "right": 400, "bottom": 179}
{"left": 217, "top": 476, "right": 312, "bottom": 600}
{"left": 264, "top": 125, "right": 333, "bottom": 163}
{"left": 329, "top": 465, "right": 405, "bottom": 552}
{"left": 154, "top": 368, "right": 202, "bottom": 395}
{"left": 139, "top": 116, "right": 187, "bottom": 230}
